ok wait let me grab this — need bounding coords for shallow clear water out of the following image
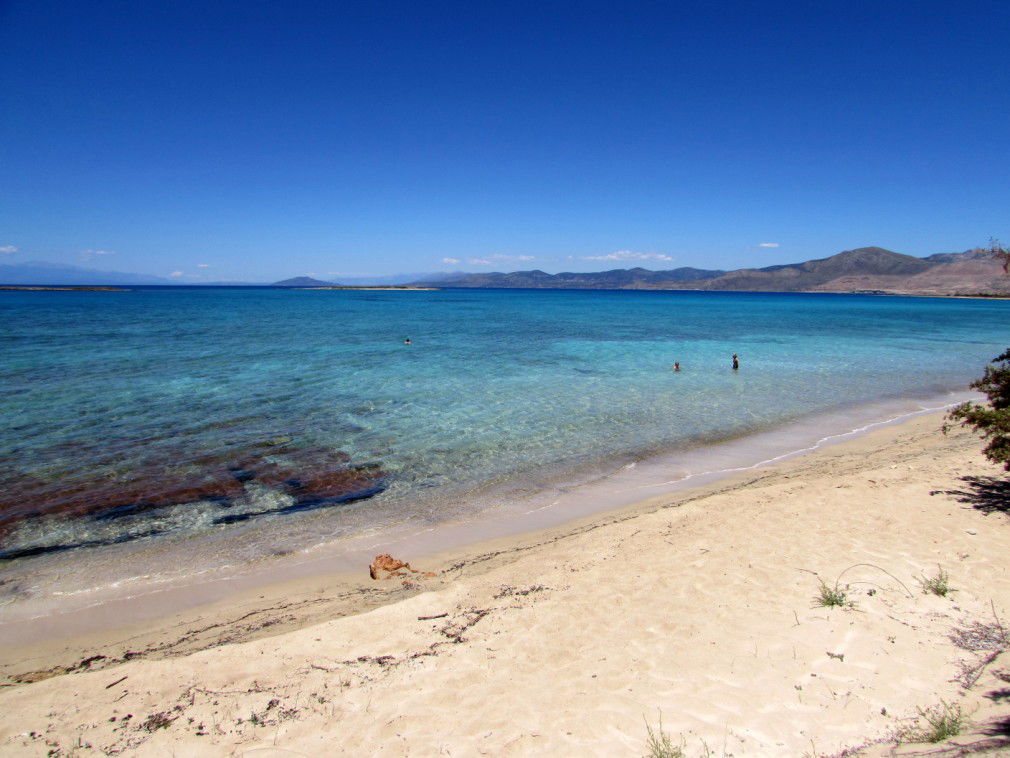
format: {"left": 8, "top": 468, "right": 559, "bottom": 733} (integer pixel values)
{"left": 1, "top": 287, "right": 1007, "bottom": 607}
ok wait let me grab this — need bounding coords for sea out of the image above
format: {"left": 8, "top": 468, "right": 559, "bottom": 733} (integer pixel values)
{"left": 1, "top": 286, "right": 1007, "bottom": 626}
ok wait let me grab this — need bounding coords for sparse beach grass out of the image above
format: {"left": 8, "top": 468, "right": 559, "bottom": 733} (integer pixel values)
{"left": 644, "top": 715, "right": 684, "bottom": 758}
{"left": 898, "top": 701, "right": 968, "bottom": 743}
{"left": 812, "top": 563, "right": 915, "bottom": 609}
{"left": 918, "top": 566, "right": 955, "bottom": 597}
{"left": 949, "top": 603, "right": 1009, "bottom": 688}
{"left": 814, "top": 578, "right": 851, "bottom": 609}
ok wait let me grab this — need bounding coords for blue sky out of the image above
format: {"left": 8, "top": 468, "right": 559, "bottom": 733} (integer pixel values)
{"left": 1, "top": 1, "right": 1008, "bottom": 282}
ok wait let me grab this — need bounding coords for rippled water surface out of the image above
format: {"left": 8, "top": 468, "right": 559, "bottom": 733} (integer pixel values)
{"left": 1, "top": 287, "right": 1008, "bottom": 602}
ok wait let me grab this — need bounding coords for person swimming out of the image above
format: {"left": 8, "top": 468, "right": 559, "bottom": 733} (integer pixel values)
{"left": 404, "top": 337, "right": 411, "bottom": 345}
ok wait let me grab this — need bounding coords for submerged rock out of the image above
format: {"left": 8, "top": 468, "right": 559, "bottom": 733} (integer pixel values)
{"left": 283, "top": 464, "right": 384, "bottom": 505}
{"left": 0, "top": 444, "right": 386, "bottom": 560}
{"left": 0, "top": 474, "right": 246, "bottom": 526}
{"left": 224, "top": 448, "right": 383, "bottom": 510}
{"left": 90, "top": 477, "right": 245, "bottom": 521}
{"left": 227, "top": 448, "right": 353, "bottom": 486}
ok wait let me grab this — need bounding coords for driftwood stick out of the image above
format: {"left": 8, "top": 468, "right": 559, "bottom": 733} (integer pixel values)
{"left": 992, "top": 598, "right": 1008, "bottom": 642}
{"left": 417, "top": 613, "right": 449, "bottom": 621}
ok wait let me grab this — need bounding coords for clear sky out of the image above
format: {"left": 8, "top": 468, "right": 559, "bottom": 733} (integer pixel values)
{"left": 1, "top": 1, "right": 1008, "bottom": 282}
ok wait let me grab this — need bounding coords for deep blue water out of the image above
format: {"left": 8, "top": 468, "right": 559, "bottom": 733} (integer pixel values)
{"left": 0, "top": 287, "right": 1007, "bottom": 589}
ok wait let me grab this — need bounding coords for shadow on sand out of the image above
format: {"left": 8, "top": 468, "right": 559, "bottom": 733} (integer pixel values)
{"left": 968, "top": 715, "right": 1010, "bottom": 754}
{"left": 918, "top": 474, "right": 1010, "bottom": 755}
{"left": 930, "top": 475, "right": 1010, "bottom": 516}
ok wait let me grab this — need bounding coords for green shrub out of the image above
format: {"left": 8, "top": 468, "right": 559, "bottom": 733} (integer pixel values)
{"left": 944, "top": 345, "right": 1010, "bottom": 469}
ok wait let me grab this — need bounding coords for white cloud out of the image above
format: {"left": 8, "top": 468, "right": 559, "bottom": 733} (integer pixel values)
{"left": 80, "top": 249, "right": 115, "bottom": 261}
{"left": 442, "top": 257, "right": 460, "bottom": 265}
{"left": 457, "top": 253, "right": 535, "bottom": 266}
{"left": 487, "top": 253, "right": 534, "bottom": 262}
{"left": 759, "top": 242, "right": 780, "bottom": 248}
{"left": 197, "top": 263, "right": 210, "bottom": 268}
{"left": 0, "top": 245, "right": 17, "bottom": 254}
{"left": 169, "top": 270, "right": 184, "bottom": 278}
{"left": 584, "top": 250, "right": 673, "bottom": 262}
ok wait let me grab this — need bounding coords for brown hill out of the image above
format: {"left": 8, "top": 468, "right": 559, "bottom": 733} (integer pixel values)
{"left": 682, "top": 247, "right": 934, "bottom": 292}
{"left": 811, "top": 250, "right": 1010, "bottom": 296}
{"left": 422, "top": 246, "right": 1010, "bottom": 296}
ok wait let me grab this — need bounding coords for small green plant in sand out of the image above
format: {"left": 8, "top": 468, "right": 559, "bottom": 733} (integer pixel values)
{"left": 814, "top": 578, "right": 851, "bottom": 609}
{"left": 918, "top": 566, "right": 955, "bottom": 597}
{"left": 899, "top": 701, "right": 968, "bottom": 743}
{"left": 644, "top": 715, "right": 684, "bottom": 758}
{"left": 809, "top": 563, "right": 915, "bottom": 610}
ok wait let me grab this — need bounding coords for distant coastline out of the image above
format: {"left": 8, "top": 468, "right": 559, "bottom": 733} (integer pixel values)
{"left": 299, "top": 285, "right": 440, "bottom": 291}
{"left": 0, "top": 285, "right": 128, "bottom": 292}
{"left": 2, "top": 283, "right": 1008, "bottom": 298}
{"left": 4, "top": 245, "right": 1009, "bottom": 296}
{"left": 409, "top": 246, "right": 1010, "bottom": 298}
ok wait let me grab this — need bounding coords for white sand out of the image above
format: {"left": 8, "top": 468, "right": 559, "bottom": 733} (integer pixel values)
{"left": 1, "top": 413, "right": 1009, "bottom": 756}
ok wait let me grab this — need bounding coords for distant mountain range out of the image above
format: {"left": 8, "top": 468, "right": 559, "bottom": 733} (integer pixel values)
{"left": 5, "top": 248, "right": 1009, "bottom": 296}
{"left": 0, "top": 262, "right": 458, "bottom": 287}
{"left": 0, "top": 260, "right": 177, "bottom": 286}
{"left": 411, "top": 266, "right": 724, "bottom": 289}
{"left": 412, "top": 247, "right": 1010, "bottom": 296}
{"left": 273, "top": 276, "right": 333, "bottom": 287}
{"left": 272, "top": 272, "right": 465, "bottom": 287}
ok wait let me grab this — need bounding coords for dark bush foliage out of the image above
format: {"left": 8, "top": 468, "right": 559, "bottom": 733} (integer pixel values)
{"left": 945, "top": 349, "right": 1010, "bottom": 469}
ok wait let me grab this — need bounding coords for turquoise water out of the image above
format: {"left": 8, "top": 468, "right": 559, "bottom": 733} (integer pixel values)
{"left": 0, "top": 287, "right": 1007, "bottom": 604}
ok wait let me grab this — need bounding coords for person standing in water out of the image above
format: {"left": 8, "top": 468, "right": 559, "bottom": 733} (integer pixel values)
{"left": 673, "top": 362, "right": 680, "bottom": 372}
{"left": 732, "top": 353, "right": 739, "bottom": 370}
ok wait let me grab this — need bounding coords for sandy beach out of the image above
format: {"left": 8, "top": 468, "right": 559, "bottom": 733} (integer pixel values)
{"left": 1, "top": 412, "right": 1009, "bottom": 756}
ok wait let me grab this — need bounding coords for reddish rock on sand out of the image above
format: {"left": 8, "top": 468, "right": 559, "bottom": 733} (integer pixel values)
{"left": 368, "top": 554, "right": 440, "bottom": 581}
{"left": 369, "top": 553, "right": 411, "bottom": 579}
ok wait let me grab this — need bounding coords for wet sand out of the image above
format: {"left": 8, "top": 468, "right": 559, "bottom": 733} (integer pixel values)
{"left": 1, "top": 413, "right": 1009, "bottom": 756}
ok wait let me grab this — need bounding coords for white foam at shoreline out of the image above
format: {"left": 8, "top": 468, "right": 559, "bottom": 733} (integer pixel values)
{"left": 641, "top": 399, "right": 958, "bottom": 489}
